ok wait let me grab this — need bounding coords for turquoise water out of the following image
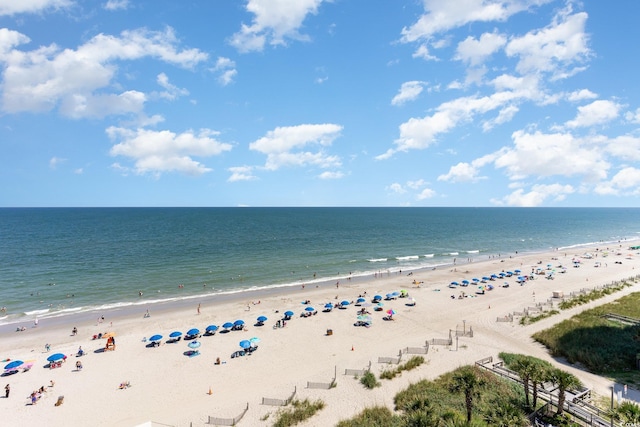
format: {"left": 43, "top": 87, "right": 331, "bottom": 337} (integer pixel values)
{"left": 1, "top": 207, "right": 639, "bottom": 324}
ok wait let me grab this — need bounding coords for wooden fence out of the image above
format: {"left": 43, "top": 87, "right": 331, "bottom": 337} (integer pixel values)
{"left": 207, "top": 402, "right": 249, "bottom": 426}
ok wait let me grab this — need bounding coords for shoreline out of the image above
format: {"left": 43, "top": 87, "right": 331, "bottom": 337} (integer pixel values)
{"left": 2, "top": 241, "right": 639, "bottom": 426}
{"left": 5, "top": 236, "right": 634, "bottom": 331}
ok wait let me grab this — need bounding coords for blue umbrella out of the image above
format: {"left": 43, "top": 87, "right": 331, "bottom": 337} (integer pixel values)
{"left": 239, "top": 340, "right": 251, "bottom": 349}
{"left": 304, "top": 306, "right": 315, "bottom": 312}
{"left": 514, "top": 269, "right": 522, "bottom": 273}
{"left": 47, "top": 353, "right": 66, "bottom": 362}
{"left": 249, "top": 337, "right": 260, "bottom": 344}
{"left": 256, "top": 315, "right": 268, "bottom": 322}
{"left": 450, "top": 281, "right": 459, "bottom": 286}
{"left": 169, "top": 331, "right": 182, "bottom": 338}
{"left": 284, "top": 310, "right": 294, "bottom": 317}
{"left": 233, "top": 320, "right": 245, "bottom": 327}
{"left": 205, "top": 325, "right": 219, "bottom": 332}
{"left": 356, "top": 297, "right": 366, "bottom": 303}
{"left": 4, "top": 360, "right": 23, "bottom": 370}
{"left": 340, "top": 300, "right": 350, "bottom": 306}
{"left": 222, "top": 322, "right": 234, "bottom": 329}
{"left": 187, "top": 328, "right": 200, "bottom": 336}
{"left": 385, "top": 293, "right": 394, "bottom": 299}
{"left": 391, "top": 291, "right": 401, "bottom": 297}
{"left": 324, "top": 303, "right": 333, "bottom": 309}
{"left": 149, "top": 334, "right": 163, "bottom": 342}
{"left": 472, "top": 278, "right": 480, "bottom": 282}
{"left": 373, "top": 295, "right": 382, "bottom": 301}
{"left": 188, "top": 341, "right": 201, "bottom": 349}
{"left": 461, "top": 280, "right": 470, "bottom": 285}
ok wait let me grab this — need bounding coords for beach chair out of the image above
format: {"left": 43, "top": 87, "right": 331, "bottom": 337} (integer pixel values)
{"left": 55, "top": 395, "right": 64, "bottom": 406}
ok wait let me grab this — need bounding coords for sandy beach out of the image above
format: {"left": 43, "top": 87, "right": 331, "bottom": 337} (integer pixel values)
{"left": 2, "top": 243, "right": 639, "bottom": 427}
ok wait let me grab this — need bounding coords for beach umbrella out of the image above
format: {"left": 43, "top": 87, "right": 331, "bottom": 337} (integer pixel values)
{"left": 47, "top": 353, "right": 66, "bottom": 362}
{"left": 4, "top": 360, "right": 23, "bottom": 370}
{"left": 169, "top": 331, "right": 182, "bottom": 338}
{"left": 256, "top": 315, "right": 267, "bottom": 323}
{"left": 233, "top": 320, "right": 244, "bottom": 327}
{"left": 514, "top": 269, "right": 521, "bottom": 273}
{"left": 304, "top": 306, "right": 315, "bottom": 312}
{"left": 461, "top": 280, "right": 469, "bottom": 285}
{"left": 356, "top": 297, "right": 366, "bottom": 303}
{"left": 239, "top": 340, "right": 251, "bottom": 349}
{"left": 340, "top": 300, "right": 350, "bottom": 306}
{"left": 187, "top": 328, "right": 200, "bottom": 336}
{"left": 149, "top": 334, "right": 163, "bottom": 342}
{"left": 387, "top": 309, "right": 397, "bottom": 316}
{"left": 205, "top": 325, "right": 219, "bottom": 332}
{"left": 391, "top": 291, "right": 401, "bottom": 297}
{"left": 482, "top": 276, "right": 490, "bottom": 282}
{"left": 450, "top": 281, "right": 459, "bottom": 286}
{"left": 377, "top": 302, "right": 384, "bottom": 307}
{"left": 249, "top": 337, "right": 260, "bottom": 344}
{"left": 506, "top": 271, "right": 513, "bottom": 275}
{"left": 472, "top": 278, "right": 480, "bottom": 283}
{"left": 324, "top": 303, "right": 333, "bottom": 309}
{"left": 373, "top": 295, "right": 382, "bottom": 301}
{"left": 284, "top": 310, "right": 294, "bottom": 317}
{"left": 385, "top": 293, "right": 394, "bottom": 299}
{"left": 103, "top": 332, "right": 116, "bottom": 339}
{"left": 187, "top": 341, "right": 201, "bottom": 349}
{"left": 222, "top": 322, "right": 234, "bottom": 329}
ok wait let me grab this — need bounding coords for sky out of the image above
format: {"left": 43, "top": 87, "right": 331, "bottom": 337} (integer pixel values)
{"left": 1, "top": 0, "right": 640, "bottom": 207}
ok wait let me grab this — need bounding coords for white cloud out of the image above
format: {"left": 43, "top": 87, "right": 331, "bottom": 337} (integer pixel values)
{"left": 103, "top": 0, "right": 129, "bottom": 11}
{"left": 250, "top": 123, "right": 343, "bottom": 171}
{"left": 625, "top": 108, "right": 640, "bottom": 124}
{"left": 230, "top": 0, "right": 326, "bottom": 53}
{"left": 455, "top": 31, "right": 506, "bottom": 66}
{"left": 0, "top": 28, "right": 208, "bottom": 117}
{"left": 49, "top": 156, "right": 66, "bottom": 169}
{"left": 505, "top": 7, "right": 591, "bottom": 79}
{"left": 564, "top": 99, "right": 621, "bottom": 128}
{"left": 606, "top": 135, "right": 640, "bottom": 161}
{"left": 494, "top": 183, "right": 574, "bottom": 207}
{"left": 213, "top": 57, "right": 237, "bottom": 86}
{"left": 438, "top": 162, "right": 481, "bottom": 183}
{"left": 391, "top": 81, "right": 425, "bottom": 106}
{"left": 567, "top": 88, "right": 597, "bottom": 102}
{"left": 594, "top": 167, "right": 640, "bottom": 195}
{"left": 401, "top": 0, "right": 536, "bottom": 44}
{"left": 228, "top": 166, "right": 258, "bottom": 182}
{"left": 318, "top": 171, "right": 343, "bottom": 179}
{"left": 107, "top": 127, "right": 232, "bottom": 176}
{"left": 388, "top": 183, "right": 406, "bottom": 194}
{"left": 155, "top": 73, "right": 189, "bottom": 100}
{"left": 0, "top": 0, "right": 71, "bottom": 16}
{"left": 494, "top": 130, "right": 609, "bottom": 182}
{"left": 417, "top": 187, "right": 436, "bottom": 200}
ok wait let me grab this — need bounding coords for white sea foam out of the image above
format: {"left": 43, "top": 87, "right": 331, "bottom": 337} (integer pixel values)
{"left": 396, "top": 255, "right": 419, "bottom": 261}
{"left": 368, "top": 258, "right": 388, "bottom": 262}
{"left": 424, "top": 254, "right": 434, "bottom": 258}
{"left": 467, "top": 250, "right": 479, "bottom": 254}
{"left": 24, "top": 309, "right": 49, "bottom": 316}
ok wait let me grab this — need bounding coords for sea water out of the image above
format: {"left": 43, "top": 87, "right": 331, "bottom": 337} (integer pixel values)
{"left": 1, "top": 207, "right": 639, "bottom": 325}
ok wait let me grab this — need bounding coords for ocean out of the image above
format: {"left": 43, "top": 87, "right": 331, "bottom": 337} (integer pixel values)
{"left": 1, "top": 207, "right": 639, "bottom": 326}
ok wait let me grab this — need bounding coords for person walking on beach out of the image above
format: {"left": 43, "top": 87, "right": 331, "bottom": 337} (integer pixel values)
{"left": 4, "top": 384, "right": 9, "bottom": 398}
{"left": 197, "top": 303, "right": 201, "bottom": 315}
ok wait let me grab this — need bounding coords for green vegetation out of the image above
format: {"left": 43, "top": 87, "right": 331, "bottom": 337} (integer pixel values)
{"left": 359, "top": 371, "right": 381, "bottom": 389}
{"left": 379, "top": 356, "right": 426, "bottom": 380}
{"left": 613, "top": 401, "right": 640, "bottom": 424}
{"left": 558, "top": 281, "right": 631, "bottom": 310}
{"left": 271, "top": 399, "right": 325, "bottom": 427}
{"left": 339, "top": 365, "right": 530, "bottom": 427}
{"left": 519, "top": 309, "right": 560, "bottom": 325}
{"left": 532, "top": 292, "right": 640, "bottom": 386}
{"left": 520, "top": 279, "right": 632, "bottom": 325}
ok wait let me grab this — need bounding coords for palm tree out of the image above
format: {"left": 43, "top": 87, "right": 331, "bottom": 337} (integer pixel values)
{"left": 500, "top": 353, "right": 534, "bottom": 409}
{"left": 530, "top": 359, "right": 553, "bottom": 409}
{"left": 550, "top": 368, "right": 582, "bottom": 416}
{"left": 449, "top": 366, "right": 485, "bottom": 425}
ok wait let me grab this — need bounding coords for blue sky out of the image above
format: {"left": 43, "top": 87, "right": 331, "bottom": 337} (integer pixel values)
{"left": 1, "top": 0, "right": 639, "bottom": 207}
